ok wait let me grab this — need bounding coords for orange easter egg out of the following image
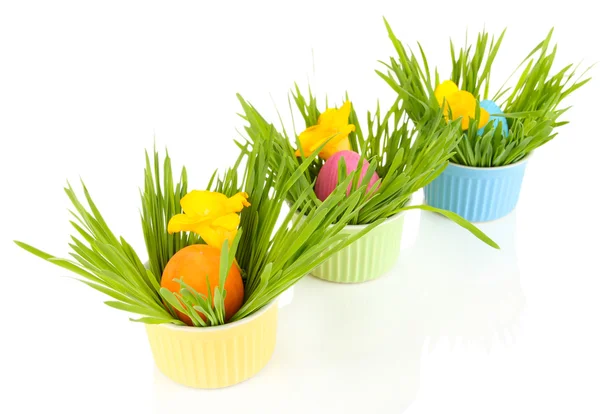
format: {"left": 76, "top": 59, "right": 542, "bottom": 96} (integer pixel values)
{"left": 161, "top": 244, "right": 244, "bottom": 325}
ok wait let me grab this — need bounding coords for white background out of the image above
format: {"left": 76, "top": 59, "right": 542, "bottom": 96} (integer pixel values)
{"left": 1, "top": 1, "right": 599, "bottom": 413}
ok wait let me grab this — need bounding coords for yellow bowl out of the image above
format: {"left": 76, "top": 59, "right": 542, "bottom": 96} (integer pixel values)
{"left": 145, "top": 300, "right": 278, "bottom": 389}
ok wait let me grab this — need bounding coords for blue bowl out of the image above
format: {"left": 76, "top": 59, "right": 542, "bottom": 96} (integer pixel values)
{"left": 424, "top": 156, "right": 530, "bottom": 222}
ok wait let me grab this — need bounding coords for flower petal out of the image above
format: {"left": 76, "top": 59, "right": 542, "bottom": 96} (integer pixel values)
{"left": 446, "top": 90, "right": 476, "bottom": 117}
{"left": 320, "top": 136, "right": 351, "bottom": 160}
{"left": 167, "top": 213, "right": 201, "bottom": 234}
{"left": 331, "top": 101, "right": 353, "bottom": 130}
{"left": 225, "top": 192, "right": 250, "bottom": 212}
{"left": 435, "top": 80, "right": 459, "bottom": 107}
{"left": 477, "top": 108, "right": 490, "bottom": 129}
{"left": 317, "top": 107, "right": 337, "bottom": 126}
{"left": 212, "top": 212, "right": 241, "bottom": 231}
{"left": 180, "top": 190, "right": 228, "bottom": 216}
{"left": 168, "top": 189, "right": 249, "bottom": 249}
{"left": 341, "top": 123, "right": 356, "bottom": 135}
{"left": 316, "top": 101, "right": 352, "bottom": 131}
{"left": 297, "top": 101, "right": 354, "bottom": 160}
{"left": 460, "top": 115, "right": 471, "bottom": 130}
{"left": 296, "top": 125, "right": 337, "bottom": 157}
{"left": 195, "top": 223, "right": 233, "bottom": 249}
{"left": 295, "top": 125, "right": 323, "bottom": 157}
{"left": 319, "top": 124, "right": 355, "bottom": 159}
{"left": 445, "top": 90, "right": 477, "bottom": 130}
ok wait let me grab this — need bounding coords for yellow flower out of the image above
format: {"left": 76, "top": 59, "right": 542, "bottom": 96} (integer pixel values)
{"left": 434, "top": 80, "right": 490, "bottom": 130}
{"left": 168, "top": 191, "right": 250, "bottom": 249}
{"left": 434, "top": 80, "right": 459, "bottom": 106}
{"left": 295, "top": 101, "right": 355, "bottom": 160}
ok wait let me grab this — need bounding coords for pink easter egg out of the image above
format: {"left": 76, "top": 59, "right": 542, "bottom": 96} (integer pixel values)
{"left": 314, "top": 150, "right": 380, "bottom": 202}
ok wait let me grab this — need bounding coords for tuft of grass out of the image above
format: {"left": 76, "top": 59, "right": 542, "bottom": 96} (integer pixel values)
{"left": 15, "top": 138, "right": 396, "bottom": 326}
{"left": 141, "top": 148, "right": 201, "bottom": 283}
{"left": 379, "top": 19, "right": 592, "bottom": 167}
{"left": 236, "top": 89, "right": 499, "bottom": 249}
{"left": 213, "top": 129, "right": 389, "bottom": 319}
{"left": 15, "top": 180, "right": 182, "bottom": 325}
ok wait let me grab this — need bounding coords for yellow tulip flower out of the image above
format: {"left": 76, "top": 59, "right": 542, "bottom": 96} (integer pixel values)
{"left": 295, "top": 101, "right": 355, "bottom": 160}
{"left": 434, "top": 80, "right": 490, "bottom": 130}
{"left": 168, "top": 191, "right": 250, "bottom": 249}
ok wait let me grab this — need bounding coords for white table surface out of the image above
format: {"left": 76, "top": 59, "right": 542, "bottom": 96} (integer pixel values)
{"left": 4, "top": 185, "right": 600, "bottom": 413}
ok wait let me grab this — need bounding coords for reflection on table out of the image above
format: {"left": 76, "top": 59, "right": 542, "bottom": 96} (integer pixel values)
{"left": 152, "top": 209, "right": 525, "bottom": 414}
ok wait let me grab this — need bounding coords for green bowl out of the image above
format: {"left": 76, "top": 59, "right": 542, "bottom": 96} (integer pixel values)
{"left": 310, "top": 210, "right": 407, "bottom": 283}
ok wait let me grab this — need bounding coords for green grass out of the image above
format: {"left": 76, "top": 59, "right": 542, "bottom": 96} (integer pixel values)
{"left": 15, "top": 181, "right": 182, "bottom": 325}
{"left": 378, "top": 19, "right": 592, "bottom": 167}
{"left": 14, "top": 138, "right": 392, "bottom": 325}
{"left": 236, "top": 88, "right": 499, "bottom": 249}
{"left": 141, "top": 149, "right": 202, "bottom": 285}
{"left": 214, "top": 132, "right": 387, "bottom": 320}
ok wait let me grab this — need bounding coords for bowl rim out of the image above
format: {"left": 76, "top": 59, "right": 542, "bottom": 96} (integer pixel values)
{"left": 448, "top": 152, "right": 532, "bottom": 171}
{"left": 152, "top": 299, "right": 277, "bottom": 332}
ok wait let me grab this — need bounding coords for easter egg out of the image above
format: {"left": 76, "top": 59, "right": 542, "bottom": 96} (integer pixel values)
{"left": 314, "top": 150, "right": 380, "bottom": 202}
{"left": 161, "top": 244, "right": 244, "bottom": 325}
{"left": 478, "top": 99, "right": 509, "bottom": 137}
